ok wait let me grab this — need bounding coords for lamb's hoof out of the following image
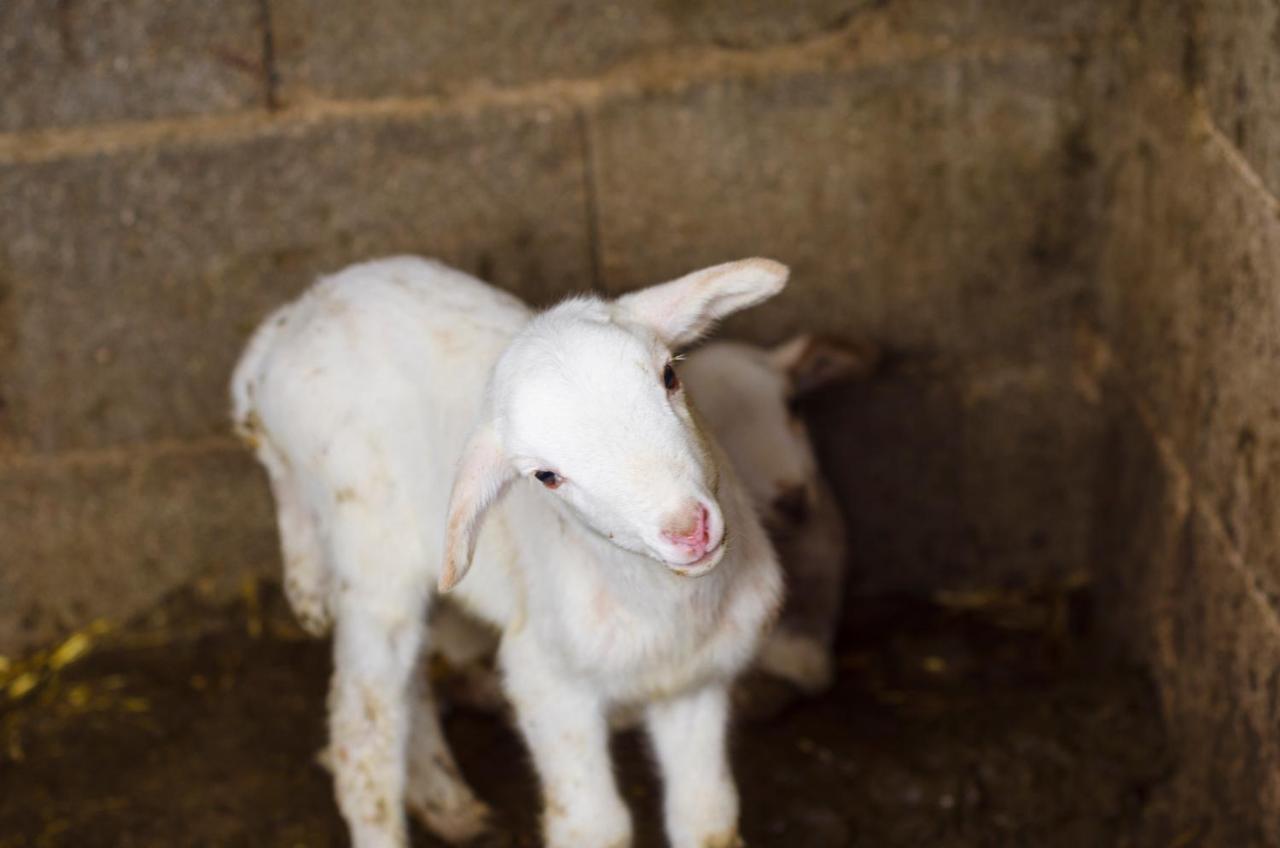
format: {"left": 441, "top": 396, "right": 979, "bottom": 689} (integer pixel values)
{"left": 410, "top": 796, "right": 498, "bottom": 846}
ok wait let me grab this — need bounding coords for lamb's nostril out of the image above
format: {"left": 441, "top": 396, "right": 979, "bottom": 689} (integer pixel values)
{"left": 663, "top": 503, "right": 710, "bottom": 549}
{"left": 773, "top": 484, "right": 810, "bottom": 524}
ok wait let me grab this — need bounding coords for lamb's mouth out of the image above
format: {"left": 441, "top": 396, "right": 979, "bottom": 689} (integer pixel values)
{"left": 664, "top": 538, "right": 726, "bottom": 577}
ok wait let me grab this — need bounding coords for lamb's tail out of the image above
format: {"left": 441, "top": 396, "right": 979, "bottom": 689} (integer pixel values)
{"left": 229, "top": 304, "right": 292, "bottom": 448}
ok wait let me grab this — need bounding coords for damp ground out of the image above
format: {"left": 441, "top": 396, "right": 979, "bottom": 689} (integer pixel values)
{"left": 0, "top": 581, "right": 1180, "bottom": 847}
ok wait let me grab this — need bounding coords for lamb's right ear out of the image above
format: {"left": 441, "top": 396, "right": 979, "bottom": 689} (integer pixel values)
{"left": 440, "top": 424, "right": 515, "bottom": 593}
{"left": 617, "top": 258, "right": 789, "bottom": 348}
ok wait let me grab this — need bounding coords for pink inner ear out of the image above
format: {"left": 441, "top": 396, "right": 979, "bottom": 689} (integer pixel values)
{"left": 439, "top": 425, "right": 514, "bottom": 592}
{"left": 617, "top": 258, "right": 789, "bottom": 348}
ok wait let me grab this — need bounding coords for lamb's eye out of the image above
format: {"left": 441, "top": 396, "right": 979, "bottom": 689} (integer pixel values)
{"left": 663, "top": 363, "right": 680, "bottom": 391}
{"left": 534, "top": 470, "right": 562, "bottom": 489}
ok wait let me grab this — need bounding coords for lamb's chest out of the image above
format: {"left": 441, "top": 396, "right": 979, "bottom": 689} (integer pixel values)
{"left": 546, "top": 568, "right": 757, "bottom": 700}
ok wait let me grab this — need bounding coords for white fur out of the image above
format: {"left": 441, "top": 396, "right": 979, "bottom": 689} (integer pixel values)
{"left": 231, "top": 256, "right": 786, "bottom": 848}
{"left": 430, "top": 337, "right": 858, "bottom": 705}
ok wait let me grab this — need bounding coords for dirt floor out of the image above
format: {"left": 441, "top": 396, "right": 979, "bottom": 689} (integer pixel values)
{"left": 0, "top": 580, "right": 1181, "bottom": 847}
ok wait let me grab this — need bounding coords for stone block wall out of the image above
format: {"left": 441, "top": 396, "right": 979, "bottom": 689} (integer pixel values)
{"left": 10, "top": 0, "right": 1280, "bottom": 837}
{"left": 1092, "top": 0, "right": 1280, "bottom": 841}
{"left": 0, "top": 0, "right": 1106, "bottom": 653}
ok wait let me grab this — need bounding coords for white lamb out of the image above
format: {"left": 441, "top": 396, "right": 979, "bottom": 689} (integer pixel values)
{"left": 432, "top": 335, "right": 877, "bottom": 711}
{"left": 231, "top": 256, "right": 788, "bottom": 848}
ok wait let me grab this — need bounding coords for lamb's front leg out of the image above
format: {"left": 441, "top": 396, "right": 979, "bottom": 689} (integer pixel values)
{"left": 646, "top": 684, "right": 741, "bottom": 848}
{"left": 502, "top": 640, "right": 631, "bottom": 848}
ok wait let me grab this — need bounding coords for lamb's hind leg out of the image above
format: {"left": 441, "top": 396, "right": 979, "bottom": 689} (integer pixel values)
{"left": 265, "top": 463, "right": 331, "bottom": 636}
{"left": 327, "top": 519, "right": 429, "bottom": 848}
{"left": 405, "top": 669, "right": 493, "bottom": 842}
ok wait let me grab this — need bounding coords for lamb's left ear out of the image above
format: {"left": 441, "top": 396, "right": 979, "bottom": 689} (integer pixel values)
{"left": 772, "top": 334, "right": 881, "bottom": 397}
{"left": 439, "top": 423, "right": 516, "bottom": 593}
{"left": 617, "top": 258, "right": 789, "bottom": 348}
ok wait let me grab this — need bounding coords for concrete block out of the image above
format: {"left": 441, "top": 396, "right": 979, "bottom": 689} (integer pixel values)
{"left": 1157, "top": 510, "right": 1280, "bottom": 845}
{"left": 1098, "top": 81, "right": 1280, "bottom": 612}
{"left": 1092, "top": 409, "right": 1280, "bottom": 844}
{"left": 879, "top": 0, "right": 1099, "bottom": 41}
{"left": 269, "top": 0, "right": 1102, "bottom": 107}
{"left": 1201, "top": 0, "right": 1280, "bottom": 198}
{"left": 1190, "top": 171, "right": 1280, "bottom": 604}
{"left": 270, "top": 0, "right": 868, "bottom": 103}
{"left": 0, "top": 446, "right": 276, "bottom": 655}
{"left": 587, "top": 58, "right": 1086, "bottom": 355}
{"left": 1094, "top": 55, "right": 1280, "bottom": 842}
{"left": 0, "top": 105, "right": 590, "bottom": 453}
{"left": 1094, "top": 90, "right": 1210, "bottom": 464}
{"left": 0, "top": 0, "right": 266, "bottom": 132}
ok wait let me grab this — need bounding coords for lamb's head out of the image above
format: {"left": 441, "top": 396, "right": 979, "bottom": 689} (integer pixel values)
{"left": 439, "top": 258, "right": 789, "bottom": 592}
{"left": 681, "top": 336, "right": 879, "bottom": 534}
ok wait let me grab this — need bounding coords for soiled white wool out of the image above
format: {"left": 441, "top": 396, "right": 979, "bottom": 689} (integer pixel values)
{"left": 232, "top": 256, "right": 787, "bottom": 848}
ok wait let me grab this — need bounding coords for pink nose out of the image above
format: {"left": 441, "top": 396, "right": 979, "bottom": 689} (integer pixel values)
{"left": 662, "top": 503, "right": 711, "bottom": 557}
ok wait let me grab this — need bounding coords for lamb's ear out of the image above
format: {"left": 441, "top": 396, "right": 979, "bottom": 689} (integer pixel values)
{"left": 772, "top": 334, "right": 881, "bottom": 397}
{"left": 439, "top": 423, "right": 515, "bottom": 593}
{"left": 617, "top": 258, "right": 789, "bottom": 348}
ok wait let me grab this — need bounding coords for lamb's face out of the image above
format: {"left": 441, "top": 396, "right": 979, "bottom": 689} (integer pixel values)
{"left": 438, "top": 258, "right": 789, "bottom": 594}
{"left": 495, "top": 301, "right": 727, "bottom": 575}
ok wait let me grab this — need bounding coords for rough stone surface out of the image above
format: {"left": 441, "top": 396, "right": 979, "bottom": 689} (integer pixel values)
{"left": 0, "top": 589, "right": 1171, "bottom": 846}
{"left": 1098, "top": 417, "right": 1280, "bottom": 844}
{"left": 10, "top": 2, "right": 1280, "bottom": 839}
{"left": 590, "top": 59, "right": 1099, "bottom": 592}
{"left": 589, "top": 59, "right": 1089, "bottom": 347}
{"left": 0, "top": 0, "right": 1119, "bottom": 654}
{"left": 12, "top": 26, "right": 1280, "bottom": 848}
{"left": 0, "top": 447, "right": 276, "bottom": 654}
{"left": 1092, "top": 6, "right": 1280, "bottom": 839}
{"left": 0, "top": 106, "right": 590, "bottom": 454}
{"left": 877, "top": 0, "right": 1099, "bottom": 41}
{"left": 269, "top": 0, "right": 1104, "bottom": 108}
{"left": 0, "top": 0, "right": 267, "bottom": 132}
{"left": 0, "top": 1, "right": 1111, "bottom": 657}
{"left": 1169, "top": 510, "right": 1280, "bottom": 845}
{"left": 1201, "top": 0, "right": 1280, "bottom": 198}
{"left": 270, "top": 0, "right": 870, "bottom": 104}
{"left": 1098, "top": 79, "right": 1280, "bottom": 612}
